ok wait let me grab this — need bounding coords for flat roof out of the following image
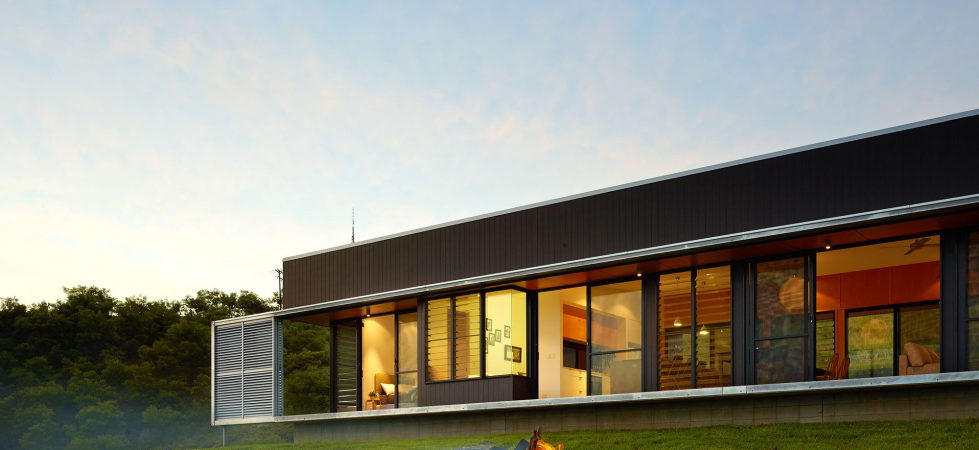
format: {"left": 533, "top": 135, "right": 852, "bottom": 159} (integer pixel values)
{"left": 284, "top": 108, "right": 979, "bottom": 262}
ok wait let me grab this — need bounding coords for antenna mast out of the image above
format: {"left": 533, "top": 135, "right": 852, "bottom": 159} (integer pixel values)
{"left": 351, "top": 208, "right": 355, "bottom": 243}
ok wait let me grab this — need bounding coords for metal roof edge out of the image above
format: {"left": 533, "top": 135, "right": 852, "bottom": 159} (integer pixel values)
{"left": 232, "top": 192, "right": 979, "bottom": 325}
{"left": 283, "top": 108, "right": 979, "bottom": 262}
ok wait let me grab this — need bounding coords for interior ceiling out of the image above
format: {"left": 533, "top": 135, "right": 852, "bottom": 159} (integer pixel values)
{"left": 816, "top": 236, "right": 940, "bottom": 276}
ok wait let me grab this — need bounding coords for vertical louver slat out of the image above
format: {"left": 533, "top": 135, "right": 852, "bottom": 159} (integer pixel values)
{"left": 213, "top": 319, "right": 276, "bottom": 420}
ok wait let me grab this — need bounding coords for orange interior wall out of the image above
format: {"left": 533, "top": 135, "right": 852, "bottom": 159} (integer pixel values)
{"left": 815, "top": 261, "right": 940, "bottom": 360}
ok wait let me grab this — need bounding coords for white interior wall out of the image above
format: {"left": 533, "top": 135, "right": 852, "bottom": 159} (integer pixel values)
{"left": 361, "top": 315, "right": 395, "bottom": 404}
{"left": 537, "top": 290, "right": 563, "bottom": 399}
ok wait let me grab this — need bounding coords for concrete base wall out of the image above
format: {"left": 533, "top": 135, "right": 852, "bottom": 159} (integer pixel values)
{"left": 293, "top": 383, "right": 979, "bottom": 443}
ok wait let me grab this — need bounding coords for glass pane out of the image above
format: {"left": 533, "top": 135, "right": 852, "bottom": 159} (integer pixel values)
{"left": 591, "top": 280, "right": 642, "bottom": 353}
{"left": 282, "top": 319, "right": 332, "bottom": 415}
{"left": 898, "top": 304, "right": 939, "bottom": 355}
{"left": 970, "top": 321, "right": 979, "bottom": 371}
{"left": 815, "top": 312, "right": 836, "bottom": 374}
{"left": 755, "top": 258, "right": 807, "bottom": 338}
{"left": 695, "top": 266, "right": 731, "bottom": 388}
{"left": 454, "top": 294, "right": 481, "bottom": 339}
{"left": 589, "top": 350, "right": 641, "bottom": 395}
{"left": 658, "top": 271, "right": 691, "bottom": 390}
{"left": 453, "top": 294, "right": 481, "bottom": 379}
{"left": 398, "top": 313, "right": 418, "bottom": 372}
{"left": 425, "top": 299, "right": 450, "bottom": 381}
{"left": 755, "top": 337, "right": 805, "bottom": 384}
{"left": 454, "top": 335, "right": 480, "bottom": 379}
{"left": 969, "top": 233, "right": 979, "bottom": 319}
{"left": 847, "top": 310, "right": 895, "bottom": 378}
{"left": 396, "top": 372, "right": 418, "bottom": 408}
{"left": 485, "top": 290, "right": 527, "bottom": 377}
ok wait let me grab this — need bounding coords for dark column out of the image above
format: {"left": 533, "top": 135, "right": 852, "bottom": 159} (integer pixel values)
{"left": 941, "top": 230, "right": 967, "bottom": 373}
{"left": 643, "top": 275, "right": 659, "bottom": 391}
{"left": 731, "top": 262, "right": 748, "bottom": 386}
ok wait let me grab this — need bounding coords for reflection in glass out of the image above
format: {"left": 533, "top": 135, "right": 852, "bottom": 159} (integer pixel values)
{"left": 590, "top": 281, "right": 643, "bottom": 353}
{"left": 658, "top": 271, "right": 691, "bottom": 390}
{"left": 899, "top": 304, "right": 939, "bottom": 355}
{"left": 589, "top": 280, "right": 642, "bottom": 396}
{"left": 755, "top": 258, "right": 806, "bottom": 338}
{"left": 398, "top": 313, "right": 418, "bottom": 372}
{"left": 971, "top": 322, "right": 979, "bottom": 371}
{"left": 969, "top": 233, "right": 979, "bottom": 370}
{"left": 396, "top": 372, "right": 418, "bottom": 408}
{"left": 485, "top": 290, "right": 528, "bottom": 376}
{"left": 396, "top": 312, "right": 418, "bottom": 408}
{"left": 589, "top": 350, "right": 641, "bottom": 395}
{"left": 755, "top": 337, "right": 806, "bottom": 384}
{"left": 847, "top": 310, "right": 895, "bottom": 378}
{"left": 755, "top": 258, "right": 807, "bottom": 384}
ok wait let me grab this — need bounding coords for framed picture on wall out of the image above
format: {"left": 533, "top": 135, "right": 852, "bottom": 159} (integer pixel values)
{"left": 495, "top": 330, "right": 502, "bottom": 342}
{"left": 504, "top": 325, "right": 511, "bottom": 338}
{"left": 504, "top": 345, "right": 522, "bottom": 363}
{"left": 485, "top": 318, "right": 492, "bottom": 331}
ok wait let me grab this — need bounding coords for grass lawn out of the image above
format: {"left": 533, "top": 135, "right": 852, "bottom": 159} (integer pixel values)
{"left": 221, "top": 418, "right": 979, "bottom": 449}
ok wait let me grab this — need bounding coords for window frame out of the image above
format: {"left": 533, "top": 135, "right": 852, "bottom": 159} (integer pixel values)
{"left": 422, "top": 286, "right": 530, "bottom": 384}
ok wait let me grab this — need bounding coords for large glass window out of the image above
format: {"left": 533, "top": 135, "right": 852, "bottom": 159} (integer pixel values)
{"left": 485, "top": 290, "right": 528, "bottom": 377}
{"left": 845, "top": 304, "right": 940, "bottom": 378}
{"left": 817, "top": 235, "right": 941, "bottom": 380}
{"left": 396, "top": 313, "right": 419, "bottom": 408}
{"left": 589, "top": 280, "right": 642, "bottom": 395}
{"left": 425, "top": 290, "right": 527, "bottom": 382}
{"left": 657, "top": 266, "right": 732, "bottom": 390}
{"left": 754, "top": 257, "right": 808, "bottom": 384}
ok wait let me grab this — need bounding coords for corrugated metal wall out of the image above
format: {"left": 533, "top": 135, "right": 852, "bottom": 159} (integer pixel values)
{"left": 284, "top": 114, "right": 979, "bottom": 309}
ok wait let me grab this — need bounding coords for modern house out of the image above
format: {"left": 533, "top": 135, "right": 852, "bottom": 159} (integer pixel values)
{"left": 212, "top": 110, "right": 979, "bottom": 443}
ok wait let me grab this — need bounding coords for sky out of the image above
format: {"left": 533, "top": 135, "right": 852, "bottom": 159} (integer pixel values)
{"left": 2, "top": 1, "right": 978, "bottom": 304}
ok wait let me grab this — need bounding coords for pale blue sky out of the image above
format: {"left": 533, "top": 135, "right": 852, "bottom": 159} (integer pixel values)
{"left": 2, "top": 1, "right": 978, "bottom": 303}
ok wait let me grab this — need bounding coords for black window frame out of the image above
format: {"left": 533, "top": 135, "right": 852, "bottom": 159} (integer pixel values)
{"left": 422, "top": 286, "right": 530, "bottom": 384}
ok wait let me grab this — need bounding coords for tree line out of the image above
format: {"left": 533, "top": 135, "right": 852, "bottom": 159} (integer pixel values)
{"left": 0, "top": 286, "right": 318, "bottom": 449}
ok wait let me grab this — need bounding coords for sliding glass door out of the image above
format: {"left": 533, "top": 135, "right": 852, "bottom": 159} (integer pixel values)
{"left": 753, "top": 256, "right": 811, "bottom": 384}
{"left": 588, "top": 280, "right": 643, "bottom": 395}
{"left": 396, "top": 312, "right": 419, "bottom": 408}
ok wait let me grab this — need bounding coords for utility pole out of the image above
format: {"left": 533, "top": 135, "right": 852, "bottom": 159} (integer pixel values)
{"left": 273, "top": 269, "right": 283, "bottom": 303}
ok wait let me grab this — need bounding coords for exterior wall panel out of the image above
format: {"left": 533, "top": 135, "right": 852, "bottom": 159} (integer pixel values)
{"left": 284, "top": 115, "right": 979, "bottom": 309}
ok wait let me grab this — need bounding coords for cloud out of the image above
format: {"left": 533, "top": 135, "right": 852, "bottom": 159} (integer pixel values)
{"left": 2, "top": 1, "right": 978, "bottom": 303}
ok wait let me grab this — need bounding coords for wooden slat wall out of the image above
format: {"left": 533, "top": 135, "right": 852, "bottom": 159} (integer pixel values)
{"left": 284, "top": 115, "right": 979, "bottom": 309}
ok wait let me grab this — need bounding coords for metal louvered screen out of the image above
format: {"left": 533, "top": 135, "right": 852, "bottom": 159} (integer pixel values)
{"left": 214, "top": 319, "right": 277, "bottom": 421}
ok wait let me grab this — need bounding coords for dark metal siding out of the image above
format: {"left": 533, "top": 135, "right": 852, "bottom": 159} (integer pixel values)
{"left": 285, "top": 115, "right": 979, "bottom": 309}
{"left": 420, "top": 376, "right": 530, "bottom": 407}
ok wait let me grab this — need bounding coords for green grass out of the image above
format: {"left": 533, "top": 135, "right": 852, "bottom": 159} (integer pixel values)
{"left": 218, "top": 418, "right": 979, "bottom": 449}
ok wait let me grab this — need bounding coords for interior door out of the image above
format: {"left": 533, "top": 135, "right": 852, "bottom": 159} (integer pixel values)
{"left": 333, "top": 319, "right": 361, "bottom": 412}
